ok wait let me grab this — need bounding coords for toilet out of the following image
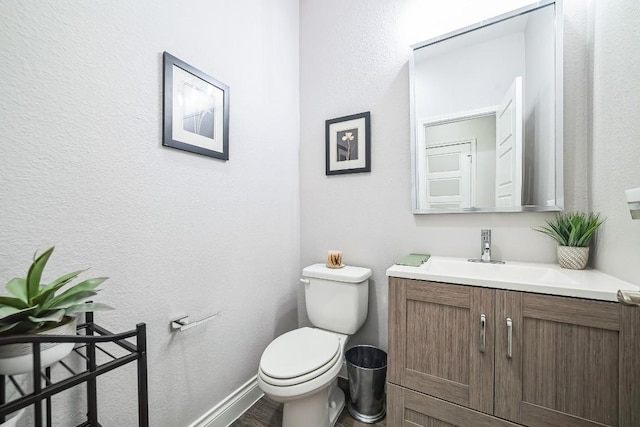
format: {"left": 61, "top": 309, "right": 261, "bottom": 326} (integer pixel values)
{"left": 257, "top": 263, "right": 372, "bottom": 427}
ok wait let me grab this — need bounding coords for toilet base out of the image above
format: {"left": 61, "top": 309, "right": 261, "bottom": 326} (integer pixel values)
{"left": 281, "top": 379, "right": 344, "bottom": 427}
{"left": 328, "top": 380, "right": 346, "bottom": 427}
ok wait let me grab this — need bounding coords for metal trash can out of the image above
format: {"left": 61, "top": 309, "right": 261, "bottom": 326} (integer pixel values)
{"left": 345, "top": 345, "right": 387, "bottom": 423}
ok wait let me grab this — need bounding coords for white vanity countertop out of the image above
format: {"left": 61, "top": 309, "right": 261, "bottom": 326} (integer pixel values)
{"left": 386, "top": 256, "right": 640, "bottom": 302}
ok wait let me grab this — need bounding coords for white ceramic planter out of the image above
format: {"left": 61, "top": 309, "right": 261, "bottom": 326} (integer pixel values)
{"left": 557, "top": 246, "right": 589, "bottom": 270}
{"left": 0, "top": 317, "right": 77, "bottom": 376}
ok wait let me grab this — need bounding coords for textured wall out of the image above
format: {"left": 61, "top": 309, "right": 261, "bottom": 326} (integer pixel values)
{"left": 589, "top": 0, "right": 640, "bottom": 284}
{"left": 0, "top": 1, "right": 299, "bottom": 425}
{"left": 4, "top": 0, "right": 634, "bottom": 424}
{"left": 299, "top": 0, "right": 590, "bottom": 349}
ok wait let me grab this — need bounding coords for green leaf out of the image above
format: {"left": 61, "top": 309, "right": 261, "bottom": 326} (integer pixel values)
{"left": 0, "top": 295, "right": 29, "bottom": 310}
{"left": 6, "top": 278, "right": 28, "bottom": 303}
{"left": 39, "top": 269, "right": 85, "bottom": 294}
{"left": 65, "top": 302, "right": 113, "bottom": 315}
{"left": 568, "top": 220, "right": 580, "bottom": 246}
{"left": 67, "top": 277, "right": 107, "bottom": 293}
{"left": 0, "top": 306, "right": 22, "bottom": 319}
{"left": 576, "top": 214, "right": 604, "bottom": 246}
{"left": 0, "top": 322, "right": 21, "bottom": 334}
{"left": 1, "top": 248, "right": 113, "bottom": 333}
{"left": 535, "top": 221, "right": 568, "bottom": 246}
{"left": 27, "top": 309, "right": 65, "bottom": 324}
{"left": 42, "top": 277, "right": 106, "bottom": 309}
{"left": 32, "top": 271, "right": 99, "bottom": 307}
{"left": 0, "top": 307, "right": 37, "bottom": 324}
{"left": 26, "top": 247, "right": 55, "bottom": 304}
{"left": 44, "top": 290, "right": 98, "bottom": 310}
{"left": 534, "top": 212, "right": 604, "bottom": 247}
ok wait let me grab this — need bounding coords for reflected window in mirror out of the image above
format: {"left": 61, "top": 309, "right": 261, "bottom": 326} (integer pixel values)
{"left": 410, "top": 0, "right": 563, "bottom": 214}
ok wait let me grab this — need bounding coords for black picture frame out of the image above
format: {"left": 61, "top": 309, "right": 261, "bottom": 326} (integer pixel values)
{"left": 325, "top": 111, "right": 371, "bottom": 175}
{"left": 162, "top": 52, "right": 230, "bottom": 160}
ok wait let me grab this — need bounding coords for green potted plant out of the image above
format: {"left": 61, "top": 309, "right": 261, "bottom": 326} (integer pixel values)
{"left": 0, "top": 247, "right": 111, "bottom": 375}
{"left": 534, "top": 212, "right": 604, "bottom": 269}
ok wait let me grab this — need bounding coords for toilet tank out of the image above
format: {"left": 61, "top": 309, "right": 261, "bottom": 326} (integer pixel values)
{"left": 302, "top": 263, "right": 371, "bottom": 335}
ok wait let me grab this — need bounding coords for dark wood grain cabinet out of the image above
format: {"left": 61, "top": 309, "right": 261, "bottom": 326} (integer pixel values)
{"left": 388, "top": 277, "right": 640, "bottom": 427}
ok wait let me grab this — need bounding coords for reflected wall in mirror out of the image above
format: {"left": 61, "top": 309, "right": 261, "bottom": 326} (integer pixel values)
{"left": 410, "top": 1, "right": 563, "bottom": 214}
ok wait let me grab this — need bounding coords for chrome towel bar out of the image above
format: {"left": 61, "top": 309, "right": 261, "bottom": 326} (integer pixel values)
{"left": 171, "top": 311, "right": 222, "bottom": 331}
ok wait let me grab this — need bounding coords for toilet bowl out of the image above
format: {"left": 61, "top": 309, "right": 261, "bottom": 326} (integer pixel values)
{"left": 257, "top": 264, "right": 371, "bottom": 427}
{"left": 257, "top": 327, "right": 348, "bottom": 427}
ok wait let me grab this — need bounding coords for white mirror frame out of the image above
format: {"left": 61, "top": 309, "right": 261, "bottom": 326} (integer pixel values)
{"left": 409, "top": 0, "right": 564, "bottom": 214}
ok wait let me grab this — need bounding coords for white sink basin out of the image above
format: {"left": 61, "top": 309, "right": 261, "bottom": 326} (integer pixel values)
{"left": 386, "top": 256, "right": 639, "bottom": 302}
{"left": 423, "top": 257, "right": 579, "bottom": 286}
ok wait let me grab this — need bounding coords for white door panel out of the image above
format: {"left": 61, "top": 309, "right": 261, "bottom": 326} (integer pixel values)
{"left": 425, "top": 141, "right": 474, "bottom": 208}
{"left": 495, "top": 76, "right": 523, "bottom": 207}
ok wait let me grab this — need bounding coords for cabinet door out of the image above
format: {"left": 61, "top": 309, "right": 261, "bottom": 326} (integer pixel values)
{"left": 495, "top": 291, "right": 640, "bottom": 427}
{"left": 388, "top": 383, "right": 521, "bottom": 427}
{"left": 389, "top": 278, "right": 495, "bottom": 414}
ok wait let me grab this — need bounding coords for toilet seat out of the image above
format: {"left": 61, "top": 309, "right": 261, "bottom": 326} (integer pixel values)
{"left": 259, "top": 328, "right": 340, "bottom": 387}
{"left": 260, "top": 349, "right": 340, "bottom": 387}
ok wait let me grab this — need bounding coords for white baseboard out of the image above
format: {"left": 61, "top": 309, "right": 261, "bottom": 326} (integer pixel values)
{"left": 189, "top": 375, "right": 264, "bottom": 427}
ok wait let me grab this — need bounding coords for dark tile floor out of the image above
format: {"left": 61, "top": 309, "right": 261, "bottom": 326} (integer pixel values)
{"left": 231, "top": 379, "right": 386, "bottom": 427}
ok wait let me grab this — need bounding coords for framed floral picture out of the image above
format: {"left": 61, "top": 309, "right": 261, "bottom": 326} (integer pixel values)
{"left": 162, "top": 52, "right": 230, "bottom": 160}
{"left": 325, "top": 111, "right": 371, "bottom": 175}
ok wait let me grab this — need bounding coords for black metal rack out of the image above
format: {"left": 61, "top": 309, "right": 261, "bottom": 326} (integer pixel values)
{"left": 0, "top": 312, "right": 148, "bottom": 426}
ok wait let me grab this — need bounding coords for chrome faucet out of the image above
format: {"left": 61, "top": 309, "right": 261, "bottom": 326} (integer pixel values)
{"left": 481, "top": 229, "right": 491, "bottom": 262}
{"left": 482, "top": 241, "right": 491, "bottom": 262}
{"left": 468, "top": 229, "right": 505, "bottom": 264}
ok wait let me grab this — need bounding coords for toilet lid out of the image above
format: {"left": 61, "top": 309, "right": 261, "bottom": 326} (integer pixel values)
{"left": 260, "top": 328, "right": 340, "bottom": 380}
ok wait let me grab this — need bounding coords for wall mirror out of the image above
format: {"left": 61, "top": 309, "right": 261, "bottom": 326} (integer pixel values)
{"left": 410, "top": 0, "right": 563, "bottom": 214}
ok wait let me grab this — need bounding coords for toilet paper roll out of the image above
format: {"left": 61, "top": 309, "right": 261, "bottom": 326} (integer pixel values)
{"left": 327, "top": 250, "right": 343, "bottom": 268}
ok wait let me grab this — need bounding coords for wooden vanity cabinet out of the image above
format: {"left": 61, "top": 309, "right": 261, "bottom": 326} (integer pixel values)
{"left": 388, "top": 277, "right": 640, "bottom": 427}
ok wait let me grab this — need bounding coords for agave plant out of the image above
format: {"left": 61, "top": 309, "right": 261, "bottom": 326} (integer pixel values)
{"left": 0, "top": 247, "right": 111, "bottom": 335}
{"left": 534, "top": 212, "right": 604, "bottom": 247}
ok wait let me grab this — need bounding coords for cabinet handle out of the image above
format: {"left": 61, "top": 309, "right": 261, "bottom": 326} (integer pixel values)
{"left": 480, "top": 314, "right": 486, "bottom": 353}
{"left": 617, "top": 289, "right": 640, "bottom": 306}
{"left": 506, "top": 317, "right": 513, "bottom": 359}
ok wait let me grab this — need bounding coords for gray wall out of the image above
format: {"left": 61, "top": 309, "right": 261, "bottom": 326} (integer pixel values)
{"left": 0, "top": 1, "right": 299, "bottom": 425}
{"left": 589, "top": 0, "right": 640, "bottom": 284}
{"left": 299, "top": 0, "right": 592, "bottom": 350}
{"left": 1, "top": 0, "right": 638, "bottom": 424}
